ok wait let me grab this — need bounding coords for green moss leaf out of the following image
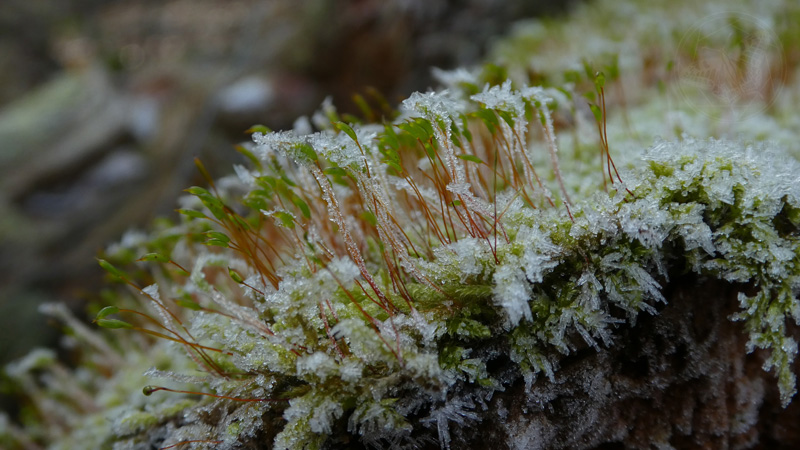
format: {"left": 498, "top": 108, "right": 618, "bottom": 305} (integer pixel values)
{"left": 97, "top": 259, "right": 126, "bottom": 280}
{"left": 177, "top": 209, "right": 208, "bottom": 220}
{"left": 96, "top": 318, "right": 133, "bottom": 329}
{"left": 458, "top": 154, "right": 484, "bottom": 164}
{"left": 334, "top": 121, "right": 358, "bottom": 143}
{"left": 95, "top": 306, "right": 120, "bottom": 320}
{"left": 245, "top": 124, "right": 272, "bottom": 134}
{"left": 137, "top": 252, "right": 170, "bottom": 263}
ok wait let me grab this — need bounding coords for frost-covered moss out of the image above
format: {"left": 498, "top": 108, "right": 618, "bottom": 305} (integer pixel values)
{"left": 3, "top": 0, "right": 800, "bottom": 448}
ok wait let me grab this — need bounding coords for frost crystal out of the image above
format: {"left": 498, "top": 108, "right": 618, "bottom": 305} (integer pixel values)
{"left": 471, "top": 80, "right": 526, "bottom": 117}
{"left": 422, "top": 399, "right": 480, "bottom": 450}
{"left": 493, "top": 263, "right": 533, "bottom": 327}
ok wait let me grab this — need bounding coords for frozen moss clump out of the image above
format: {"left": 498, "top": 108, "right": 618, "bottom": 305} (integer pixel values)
{"left": 3, "top": 0, "right": 800, "bottom": 448}
{"left": 6, "top": 78, "right": 800, "bottom": 449}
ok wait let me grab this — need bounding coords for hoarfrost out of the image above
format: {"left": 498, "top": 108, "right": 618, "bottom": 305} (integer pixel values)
{"left": 233, "top": 164, "right": 256, "bottom": 186}
{"left": 422, "top": 399, "right": 480, "bottom": 450}
{"left": 433, "top": 237, "right": 490, "bottom": 281}
{"left": 517, "top": 226, "right": 561, "bottom": 284}
{"left": 309, "top": 398, "right": 344, "bottom": 435}
{"left": 401, "top": 90, "right": 464, "bottom": 123}
{"left": 493, "top": 263, "right": 533, "bottom": 327}
{"left": 296, "top": 352, "right": 338, "bottom": 381}
{"left": 143, "top": 368, "right": 210, "bottom": 384}
{"left": 471, "top": 80, "right": 525, "bottom": 117}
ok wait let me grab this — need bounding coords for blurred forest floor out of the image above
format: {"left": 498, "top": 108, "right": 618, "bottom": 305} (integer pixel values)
{"left": 0, "top": 0, "right": 580, "bottom": 370}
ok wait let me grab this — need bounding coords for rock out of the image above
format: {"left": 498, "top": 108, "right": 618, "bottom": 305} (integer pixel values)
{"left": 442, "top": 275, "right": 800, "bottom": 449}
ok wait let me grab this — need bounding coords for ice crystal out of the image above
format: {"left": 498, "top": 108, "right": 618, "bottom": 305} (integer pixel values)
{"left": 493, "top": 263, "right": 534, "bottom": 327}
{"left": 401, "top": 90, "right": 464, "bottom": 123}
{"left": 471, "top": 80, "right": 525, "bottom": 117}
{"left": 422, "top": 398, "right": 480, "bottom": 450}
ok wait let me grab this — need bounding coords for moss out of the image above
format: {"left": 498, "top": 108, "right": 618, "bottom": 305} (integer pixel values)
{"left": 3, "top": 0, "right": 800, "bottom": 448}
{"left": 115, "top": 411, "right": 159, "bottom": 436}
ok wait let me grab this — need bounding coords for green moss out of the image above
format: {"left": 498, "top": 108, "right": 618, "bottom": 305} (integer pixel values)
{"left": 115, "top": 411, "right": 158, "bottom": 436}
{"left": 5, "top": 0, "right": 800, "bottom": 448}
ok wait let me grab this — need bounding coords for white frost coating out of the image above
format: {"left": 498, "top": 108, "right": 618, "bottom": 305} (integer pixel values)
{"left": 308, "top": 129, "right": 367, "bottom": 168}
{"left": 310, "top": 165, "right": 392, "bottom": 311}
{"left": 525, "top": 86, "right": 572, "bottom": 206}
{"left": 422, "top": 399, "right": 480, "bottom": 450}
{"left": 141, "top": 284, "right": 174, "bottom": 331}
{"left": 402, "top": 90, "right": 466, "bottom": 185}
{"left": 405, "top": 352, "right": 447, "bottom": 382}
{"left": 493, "top": 262, "right": 533, "bottom": 327}
{"left": 401, "top": 90, "right": 464, "bottom": 123}
{"left": 353, "top": 172, "right": 434, "bottom": 290}
{"left": 471, "top": 80, "right": 525, "bottom": 117}
{"left": 261, "top": 208, "right": 297, "bottom": 228}
{"left": 616, "top": 198, "right": 670, "bottom": 249}
{"left": 516, "top": 226, "right": 561, "bottom": 284}
{"left": 141, "top": 284, "right": 160, "bottom": 301}
{"left": 446, "top": 182, "right": 494, "bottom": 218}
{"left": 338, "top": 359, "right": 364, "bottom": 383}
{"left": 5, "top": 348, "right": 57, "bottom": 379}
{"left": 207, "top": 288, "right": 273, "bottom": 338}
{"left": 488, "top": 222, "right": 562, "bottom": 328}
{"left": 432, "top": 237, "right": 490, "bottom": 281}
{"left": 233, "top": 164, "right": 256, "bottom": 186}
{"left": 309, "top": 398, "right": 344, "bottom": 434}
{"left": 470, "top": 81, "right": 559, "bottom": 205}
{"left": 39, "top": 302, "right": 123, "bottom": 365}
{"left": 110, "top": 118, "right": 800, "bottom": 447}
{"left": 143, "top": 368, "right": 210, "bottom": 384}
{"left": 243, "top": 274, "right": 272, "bottom": 302}
{"left": 296, "top": 352, "right": 338, "bottom": 381}
{"left": 331, "top": 319, "right": 387, "bottom": 362}
{"left": 672, "top": 203, "right": 716, "bottom": 255}
{"left": 391, "top": 175, "right": 439, "bottom": 204}
{"left": 626, "top": 264, "right": 665, "bottom": 304}
{"left": 252, "top": 130, "right": 301, "bottom": 160}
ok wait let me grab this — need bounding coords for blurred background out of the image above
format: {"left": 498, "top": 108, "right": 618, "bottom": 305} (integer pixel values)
{"left": 0, "top": 0, "right": 583, "bottom": 372}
